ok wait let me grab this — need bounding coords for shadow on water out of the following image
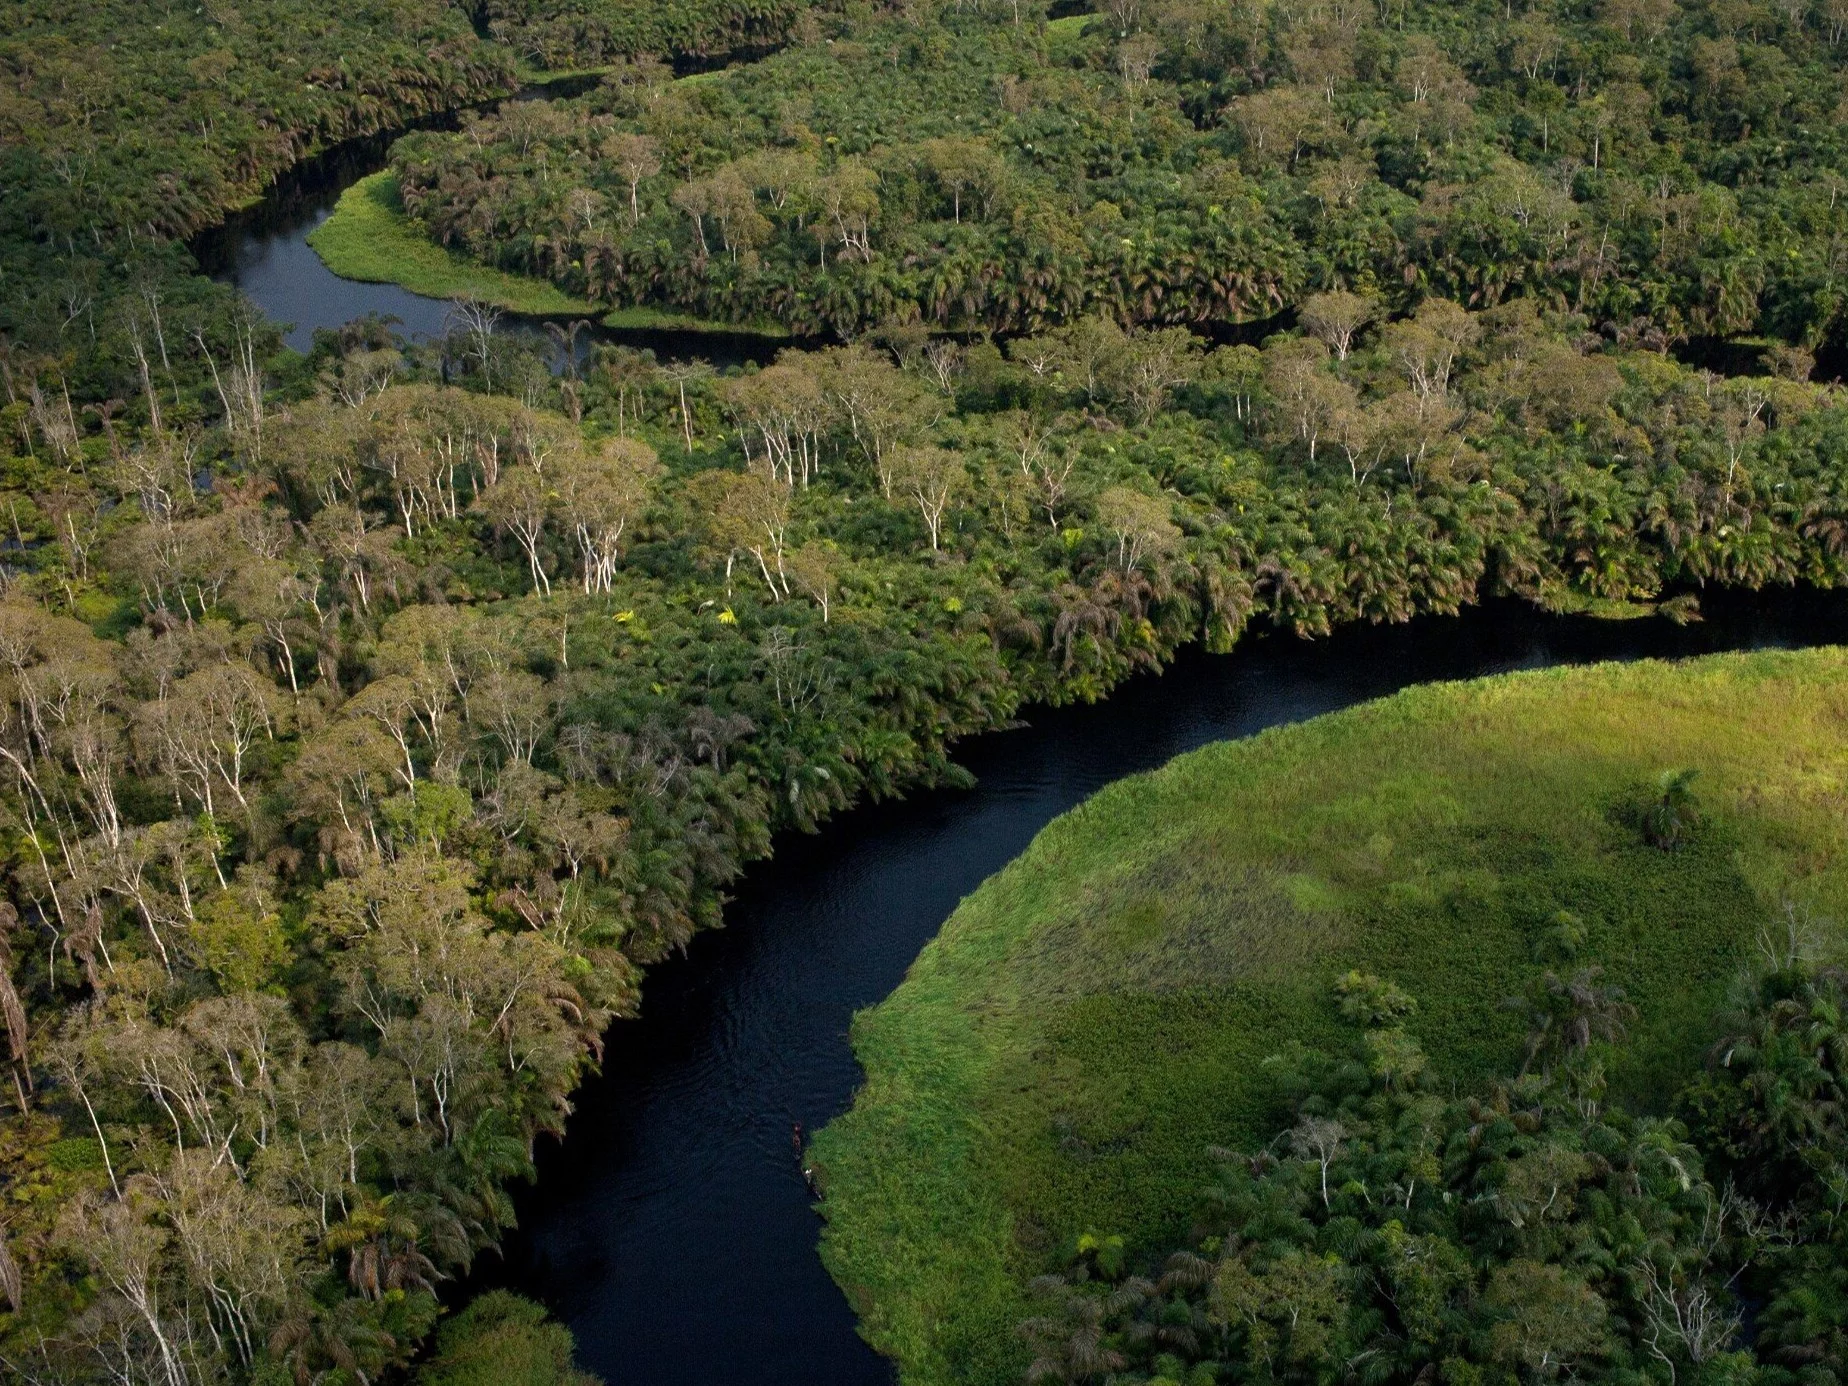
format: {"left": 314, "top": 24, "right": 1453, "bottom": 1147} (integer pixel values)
{"left": 467, "top": 587, "right": 1848, "bottom": 1386}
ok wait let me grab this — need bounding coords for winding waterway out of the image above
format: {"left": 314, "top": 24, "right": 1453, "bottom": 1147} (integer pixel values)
{"left": 476, "top": 590, "right": 1848, "bottom": 1386}
{"left": 196, "top": 138, "right": 1848, "bottom": 1385}
{"left": 189, "top": 103, "right": 781, "bottom": 369}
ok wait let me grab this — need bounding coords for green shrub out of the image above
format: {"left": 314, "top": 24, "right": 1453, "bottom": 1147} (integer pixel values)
{"left": 416, "top": 1292, "right": 600, "bottom": 1386}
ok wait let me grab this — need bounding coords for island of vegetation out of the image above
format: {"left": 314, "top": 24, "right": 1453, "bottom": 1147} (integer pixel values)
{"left": 3, "top": 0, "right": 1848, "bottom": 1381}
{"left": 814, "top": 647, "right": 1848, "bottom": 1386}
{"left": 307, "top": 168, "right": 789, "bottom": 335}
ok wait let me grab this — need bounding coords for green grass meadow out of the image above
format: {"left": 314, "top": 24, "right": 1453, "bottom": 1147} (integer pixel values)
{"left": 308, "top": 170, "right": 792, "bottom": 336}
{"left": 812, "top": 649, "right": 1848, "bottom": 1386}
{"left": 307, "top": 172, "right": 600, "bottom": 316}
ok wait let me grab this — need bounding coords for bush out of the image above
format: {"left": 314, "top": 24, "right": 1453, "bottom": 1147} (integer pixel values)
{"left": 415, "top": 1292, "right": 600, "bottom": 1386}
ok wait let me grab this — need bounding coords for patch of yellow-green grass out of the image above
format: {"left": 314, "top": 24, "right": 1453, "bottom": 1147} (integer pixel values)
{"left": 813, "top": 649, "right": 1848, "bottom": 1386}
{"left": 601, "top": 305, "right": 790, "bottom": 337}
{"left": 514, "top": 58, "right": 740, "bottom": 86}
{"left": 515, "top": 63, "right": 617, "bottom": 85}
{"left": 306, "top": 172, "right": 598, "bottom": 316}
{"left": 1044, "top": 11, "right": 1106, "bottom": 61}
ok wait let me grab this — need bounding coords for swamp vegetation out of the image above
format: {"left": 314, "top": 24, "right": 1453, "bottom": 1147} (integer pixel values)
{"left": 815, "top": 650, "right": 1848, "bottom": 1386}
{"left": 3, "top": 0, "right": 1848, "bottom": 1382}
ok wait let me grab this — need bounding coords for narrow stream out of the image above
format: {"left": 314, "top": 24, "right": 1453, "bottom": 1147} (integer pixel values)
{"left": 192, "top": 117, "right": 1848, "bottom": 1384}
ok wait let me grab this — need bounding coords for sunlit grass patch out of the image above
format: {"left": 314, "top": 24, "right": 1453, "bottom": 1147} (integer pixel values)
{"left": 307, "top": 171, "right": 599, "bottom": 315}
{"left": 814, "top": 649, "right": 1848, "bottom": 1386}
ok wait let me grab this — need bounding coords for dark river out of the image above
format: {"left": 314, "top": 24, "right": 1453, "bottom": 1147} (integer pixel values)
{"left": 480, "top": 589, "right": 1848, "bottom": 1386}
{"left": 196, "top": 127, "right": 1848, "bottom": 1386}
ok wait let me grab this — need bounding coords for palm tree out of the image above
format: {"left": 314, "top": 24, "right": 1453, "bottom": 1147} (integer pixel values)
{"left": 1510, "top": 966, "right": 1637, "bottom": 1075}
{"left": 324, "top": 1195, "right": 440, "bottom": 1300}
{"left": 545, "top": 318, "right": 593, "bottom": 380}
{"left": 1645, "top": 767, "right": 1701, "bottom": 850}
{"left": 1018, "top": 1274, "right": 1151, "bottom": 1384}
{"left": 1705, "top": 963, "right": 1848, "bottom": 1197}
{"left": 269, "top": 1298, "right": 400, "bottom": 1386}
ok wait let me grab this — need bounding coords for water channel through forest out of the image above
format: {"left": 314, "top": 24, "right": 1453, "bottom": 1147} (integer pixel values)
{"left": 188, "top": 90, "right": 783, "bottom": 369}
{"left": 198, "top": 122, "right": 1848, "bottom": 1385}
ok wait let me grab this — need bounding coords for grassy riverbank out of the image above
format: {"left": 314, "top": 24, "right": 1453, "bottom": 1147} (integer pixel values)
{"left": 306, "top": 172, "right": 599, "bottom": 316}
{"left": 308, "top": 170, "right": 789, "bottom": 337}
{"left": 813, "top": 648, "right": 1848, "bottom": 1386}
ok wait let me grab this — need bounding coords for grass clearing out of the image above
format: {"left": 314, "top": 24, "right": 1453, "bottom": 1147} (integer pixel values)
{"left": 600, "top": 304, "right": 790, "bottom": 337}
{"left": 812, "top": 649, "right": 1848, "bottom": 1386}
{"left": 307, "top": 172, "right": 599, "bottom": 316}
{"left": 308, "top": 171, "right": 790, "bottom": 338}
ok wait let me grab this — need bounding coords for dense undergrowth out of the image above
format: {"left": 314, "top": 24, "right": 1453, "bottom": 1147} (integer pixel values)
{"left": 812, "top": 649, "right": 1848, "bottom": 1385}
{"left": 388, "top": 1, "right": 1848, "bottom": 346}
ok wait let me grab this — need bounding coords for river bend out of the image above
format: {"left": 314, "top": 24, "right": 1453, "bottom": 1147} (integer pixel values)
{"left": 194, "top": 130, "right": 1848, "bottom": 1385}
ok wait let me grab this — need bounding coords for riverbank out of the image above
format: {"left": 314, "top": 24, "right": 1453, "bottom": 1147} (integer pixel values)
{"left": 307, "top": 169, "right": 792, "bottom": 338}
{"left": 812, "top": 647, "right": 1848, "bottom": 1385}
{"left": 307, "top": 172, "right": 600, "bottom": 317}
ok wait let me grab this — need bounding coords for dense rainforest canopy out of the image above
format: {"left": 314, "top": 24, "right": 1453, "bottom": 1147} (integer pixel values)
{"left": 388, "top": 0, "right": 1848, "bottom": 346}
{"left": 2, "top": 0, "right": 1848, "bottom": 1382}
{"left": 1005, "top": 959, "right": 1848, "bottom": 1386}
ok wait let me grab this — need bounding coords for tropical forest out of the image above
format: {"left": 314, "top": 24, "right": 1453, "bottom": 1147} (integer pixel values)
{"left": 4, "top": 0, "right": 1848, "bottom": 1383}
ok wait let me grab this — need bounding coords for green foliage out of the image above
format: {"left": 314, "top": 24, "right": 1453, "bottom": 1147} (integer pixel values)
{"left": 481, "top": 0, "right": 810, "bottom": 69}
{"left": 7, "top": 0, "right": 1848, "bottom": 1380}
{"left": 190, "top": 888, "right": 293, "bottom": 994}
{"left": 308, "top": 173, "right": 600, "bottom": 316}
{"left": 1646, "top": 767, "right": 1704, "bottom": 851}
{"left": 386, "top": 1, "right": 1848, "bottom": 349}
{"left": 1035, "top": 1021, "right": 1742, "bottom": 1386}
{"left": 0, "top": 0, "right": 515, "bottom": 247}
{"left": 1001, "top": 957, "right": 1848, "bottom": 1386}
{"left": 1678, "top": 959, "right": 1848, "bottom": 1381}
{"left": 1333, "top": 968, "right": 1416, "bottom": 1027}
{"left": 416, "top": 1292, "right": 601, "bottom": 1386}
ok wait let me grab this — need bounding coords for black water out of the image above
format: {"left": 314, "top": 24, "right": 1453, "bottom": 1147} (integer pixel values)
{"left": 193, "top": 99, "right": 1846, "bottom": 384}
{"left": 191, "top": 128, "right": 468, "bottom": 356}
{"left": 475, "top": 588, "right": 1848, "bottom": 1386}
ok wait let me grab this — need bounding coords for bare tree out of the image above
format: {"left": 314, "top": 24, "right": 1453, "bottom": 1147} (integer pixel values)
{"left": 446, "top": 297, "right": 503, "bottom": 390}
{"left": 608, "top": 133, "right": 662, "bottom": 225}
{"left": 1300, "top": 290, "right": 1377, "bottom": 361}
{"left": 895, "top": 445, "right": 966, "bottom": 552}
{"left": 1288, "top": 1116, "right": 1346, "bottom": 1207}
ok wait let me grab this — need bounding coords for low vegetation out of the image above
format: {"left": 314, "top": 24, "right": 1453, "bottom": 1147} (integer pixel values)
{"left": 813, "top": 649, "right": 1848, "bottom": 1385}
{"left": 411, "top": 1291, "right": 600, "bottom": 1386}
{"left": 307, "top": 173, "right": 600, "bottom": 317}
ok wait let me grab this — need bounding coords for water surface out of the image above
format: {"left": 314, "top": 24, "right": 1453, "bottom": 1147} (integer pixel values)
{"left": 191, "top": 115, "right": 781, "bottom": 367}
